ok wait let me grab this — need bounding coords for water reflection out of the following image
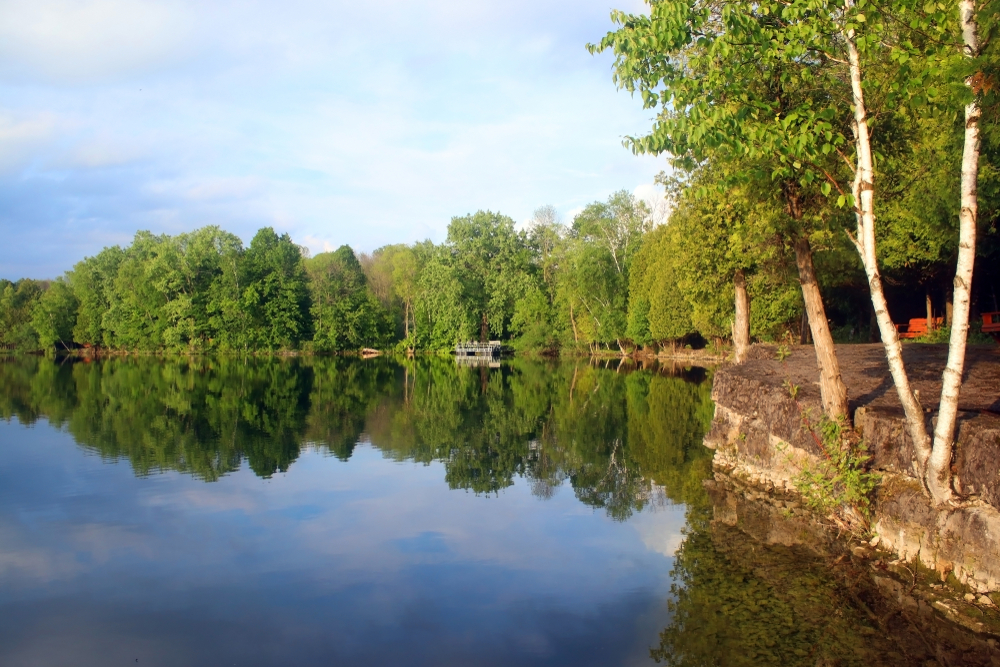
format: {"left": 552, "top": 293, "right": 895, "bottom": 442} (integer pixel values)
{"left": 0, "top": 356, "right": 989, "bottom": 666}
{"left": 0, "top": 355, "right": 715, "bottom": 517}
{"left": 0, "top": 356, "right": 712, "bottom": 667}
{"left": 655, "top": 479, "right": 1000, "bottom": 666}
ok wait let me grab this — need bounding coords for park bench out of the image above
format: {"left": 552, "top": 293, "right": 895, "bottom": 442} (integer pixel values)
{"left": 983, "top": 312, "right": 1000, "bottom": 341}
{"left": 895, "top": 317, "right": 943, "bottom": 339}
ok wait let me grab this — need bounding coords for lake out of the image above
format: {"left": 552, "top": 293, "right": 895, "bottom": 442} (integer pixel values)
{"left": 0, "top": 356, "right": 947, "bottom": 665}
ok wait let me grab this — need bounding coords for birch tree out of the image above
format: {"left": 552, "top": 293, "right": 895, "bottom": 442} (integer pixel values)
{"left": 592, "top": 0, "right": 993, "bottom": 502}
{"left": 833, "top": 0, "right": 936, "bottom": 489}
{"left": 927, "top": 0, "right": 985, "bottom": 502}
{"left": 829, "top": 0, "right": 988, "bottom": 502}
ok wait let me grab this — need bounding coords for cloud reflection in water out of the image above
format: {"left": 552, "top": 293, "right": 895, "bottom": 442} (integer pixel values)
{"left": 0, "top": 423, "right": 687, "bottom": 667}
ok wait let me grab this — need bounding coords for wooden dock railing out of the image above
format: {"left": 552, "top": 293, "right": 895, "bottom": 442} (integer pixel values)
{"left": 455, "top": 341, "right": 502, "bottom": 358}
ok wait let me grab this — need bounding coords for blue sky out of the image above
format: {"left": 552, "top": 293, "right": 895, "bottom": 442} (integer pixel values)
{"left": 0, "top": 0, "right": 667, "bottom": 280}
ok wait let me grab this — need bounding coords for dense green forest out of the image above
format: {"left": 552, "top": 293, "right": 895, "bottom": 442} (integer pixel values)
{"left": 0, "top": 355, "right": 713, "bottom": 517}
{"left": 2, "top": 173, "right": 997, "bottom": 355}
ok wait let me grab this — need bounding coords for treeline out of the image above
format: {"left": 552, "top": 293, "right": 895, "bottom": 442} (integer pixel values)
{"left": 0, "top": 355, "right": 714, "bottom": 517}
{"left": 5, "top": 177, "right": 996, "bottom": 355}
{"left": 0, "top": 193, "right": 653, "bottom": 354}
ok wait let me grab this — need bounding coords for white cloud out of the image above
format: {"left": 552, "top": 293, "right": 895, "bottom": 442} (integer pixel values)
{"left": 0, "top": 112, "right": 58, "bottom": 172}
{"left": 629, "top": 503, "right": 688, "bottom": 557}
{"left": 182, "top": 176, "right": 267, "bottom": 202}
{"left": 63, "top": 137, "right": 149, "bottom": 169}
{"left": 633, "top": 182, "right": 671, "bottom": 226}
{"left": 0, "top": 0, "right": 196, "bottom": 82}
{"left": 301, "top": 235, "right": 336, "bottom": 255}
{"left": 564, "top": 206, "right": 585, "bottom": 223}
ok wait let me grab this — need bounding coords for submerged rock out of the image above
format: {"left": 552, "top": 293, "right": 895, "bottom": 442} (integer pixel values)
{"left": 707, "top": 474, "right": 1000, "bottom": 664}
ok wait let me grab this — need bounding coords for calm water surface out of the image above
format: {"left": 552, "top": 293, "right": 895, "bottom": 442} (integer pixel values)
{"left": 0, "top": 356, "right": 933, "bottom": 666}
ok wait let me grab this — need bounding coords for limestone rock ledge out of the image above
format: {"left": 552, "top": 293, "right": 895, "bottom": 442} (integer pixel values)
{"left": 706, "top": 354, "right": 1000, "bottom": 598}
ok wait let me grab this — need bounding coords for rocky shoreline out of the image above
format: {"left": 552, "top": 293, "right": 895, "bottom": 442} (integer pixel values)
{"left": 704, "top": 343, "right": 1000, "bottom": 651}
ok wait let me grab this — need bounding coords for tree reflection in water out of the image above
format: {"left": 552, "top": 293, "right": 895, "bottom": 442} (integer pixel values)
{"left": 655, "top": 480, "right": 1000, "bottom": 667}
{"left": 0, "top": 355, "right": 714, "bottom": 516}
{"left": 2, "top": 354, "right": 992, "bottom": 664}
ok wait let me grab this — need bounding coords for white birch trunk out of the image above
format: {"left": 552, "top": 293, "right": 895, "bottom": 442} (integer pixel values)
{"left": 928, "top": 0, "right": 981, "bottom": 503}
{"left": 843, "top": 18, "right": 933, "bottom": 476}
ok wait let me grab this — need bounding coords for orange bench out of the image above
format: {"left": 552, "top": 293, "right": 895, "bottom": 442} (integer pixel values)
{"left": 983, "top": 312, "right": 1000, "bottom": 341}
{"left": 895, "top": 317, "right": 943, "bottom": 339}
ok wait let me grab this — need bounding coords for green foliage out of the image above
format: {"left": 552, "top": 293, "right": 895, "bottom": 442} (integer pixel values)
{"left": 307, "top": 245, "right": 392, "bottom": 352}
{"left": 628, "top": 169, "right": 807, "bottom": 347}
{"left": 543, "top": 190, "right": 654, "bottom": 352}
{"left": 794, "top": 416, "right": 880, "bottom": 526}
{"left": 31, "top": 279, "right": 78, "bottom": 350}
{"left": 101, "top": 231, "right": 174, "bottom": 350}
{"left": 413, "top": 247, "right": 475, "bottom": 350}
{"left": 447, "top": 210, "right": 536, "bottom": 340}
{"left": 571, "top": 190, "right": 651, "bottom": 277}
{"left": 587, "top": 0, "right": 1000, "bottom": 358}
{"left": 240, "top": 228, "right": 311, "bottom": 350}
{"left": 0, "top": 279, "right": 44, "bottom": 349}
{"left": 69, "top": 246, "right": 124, "bottom": 347}
{"left": 359, "top": 243, "right": 424, "bottom": 342}
{"left": 629, "top": 224, "right": 694, "bottom": 343}
{"left": 589, "top": 0, "right": 853, "bottom": 208}
{"left": 4, "top": 168, "right": 995, "bottom": 358}
{"left": 407, "top": 211, "right": 546, "bottom": 350}
{"left": 910, "top": 321, "right": 996, "bottom": 346}
{"left": 510, "top": 284, "right": 559, "bottom": 352}
{"left": 625, "top": 297, "right": 652, "bottom": 347}
{"left": 558, "top": 234, "right": 628, "bottom": 347}
{"left": 783, "top": 379, "right": 800, "bottom": 400}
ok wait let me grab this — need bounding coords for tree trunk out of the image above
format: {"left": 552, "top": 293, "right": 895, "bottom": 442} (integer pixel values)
{"left": 928, "top": 0, "right": 981, "bottom": 504}
{"left": 569, "top": 302, "right": 579, "bottom": 345}
{"left": 733, "top": 269, "right": 751, "bottom": 363}
{"left": 946, "top": 296, "right": 954, "bottom": 327}
{"left": 926, "top": 287, "right": 934, "bottom": 328}
{"left": 569, "top": 364, "right": 578, "bottom": 404}
{"left": 844, "top": 21, "right": 934, "bottom": 480}
{"left": 793, "top": 236, "right": 849, "bottom": 420}
{"left": 800, "top": 310, "right": 811, "bottom": 345}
